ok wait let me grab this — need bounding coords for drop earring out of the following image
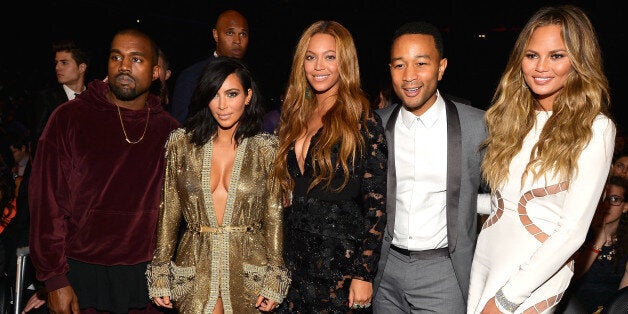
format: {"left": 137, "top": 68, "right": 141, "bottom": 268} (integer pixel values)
{"left": 305, "top": 85, "right": 312, "bottom": 100}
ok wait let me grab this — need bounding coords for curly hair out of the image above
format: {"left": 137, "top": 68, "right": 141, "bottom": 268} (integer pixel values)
{"left": 273, "top": 20, "right": 371, "bottom": 193}
{"left": 482, "top": 5, "right": 612, "bottom": 189}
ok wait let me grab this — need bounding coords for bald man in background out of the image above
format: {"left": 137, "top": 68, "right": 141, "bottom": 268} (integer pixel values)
{"left": 169, "top": 9, "right": 249, "bottom": 123}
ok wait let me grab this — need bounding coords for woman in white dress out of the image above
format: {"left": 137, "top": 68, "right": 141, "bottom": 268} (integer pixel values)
{"left": 468, "top": 5, "right": 616, "bottom": 314}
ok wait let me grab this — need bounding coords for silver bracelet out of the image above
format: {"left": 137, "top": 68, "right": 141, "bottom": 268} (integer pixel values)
{"left": 495, "top": 287, "right": 519, "bottom": 313}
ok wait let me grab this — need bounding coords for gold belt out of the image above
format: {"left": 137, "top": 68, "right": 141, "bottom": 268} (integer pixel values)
{"left": 189, "top": 223, "right": 261, "bottom": 234}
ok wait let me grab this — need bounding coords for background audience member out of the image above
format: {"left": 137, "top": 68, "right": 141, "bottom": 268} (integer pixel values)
{"left": 611, "top": 151, "right": 628, "bottom": 180}
{"left": 170, "top": 9, "right": 249, "bottom": 123}
{"left": 559, "top": 176, "right": 628, "bottom": 313}
{"left": 370, "top": 80, "right": 397, "bottom": 110}
{"left": 31, "top": 39, "right": 90, "bottom": 154}
{"left": 152, "top": 47, "right": 172, "bottom": 110}
{"left": 0, "top": 156, "right": 16, "bottom": 276}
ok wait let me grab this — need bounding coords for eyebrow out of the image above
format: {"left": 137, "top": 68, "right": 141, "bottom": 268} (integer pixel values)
{"left": 306, "top": 49, "right": 336, "bottom": 54}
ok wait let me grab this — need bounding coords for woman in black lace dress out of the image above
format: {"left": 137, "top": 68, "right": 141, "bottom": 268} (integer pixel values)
{"left": 273, "top": 20, "right": 387, "bottom": 313}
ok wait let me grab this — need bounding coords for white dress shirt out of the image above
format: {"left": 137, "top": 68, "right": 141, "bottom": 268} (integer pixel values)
{"left": 392, "top": 90, "right": 448, "bottom": 251}
{"left": 63, "top": 84, "right": 83, "bottom": 100}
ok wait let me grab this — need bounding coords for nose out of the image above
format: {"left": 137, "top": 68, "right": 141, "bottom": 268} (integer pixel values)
{"left": 119, "top": 57, "right": 133, "bottom": 72}
{"left": 535, "top": 57, "right": 549, "bottom": 72}
{"left": 403, "top": 65, "right": 418, "bottom": 82}
{"left": 314, "top": 58, "right": 324, "bottom": 71}
{"left": 217, "top": 97, "right": 227, "bottom": 110}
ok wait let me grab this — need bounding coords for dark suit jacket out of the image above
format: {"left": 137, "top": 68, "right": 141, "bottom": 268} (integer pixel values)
{"left": 31, "top": 85, "right": 70, "bottom": 153}
{"left": 170, "top": 56, "right": 216, "bottom": 123}
{"left": 373, "top": 94, "right": 487, "bottom": 302}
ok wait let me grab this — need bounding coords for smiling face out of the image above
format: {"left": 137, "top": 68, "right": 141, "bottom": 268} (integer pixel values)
{"left": 389, "top": 34, "right": 446, "bottom": 116}
{"left": 522, "top": 25, "right": 572, "bottom": 110}
{"left": 304, "top": 33, "right": 340, "bottom": 99}
{"left": 209, "top": 73, "right": 252, "bottom": 132}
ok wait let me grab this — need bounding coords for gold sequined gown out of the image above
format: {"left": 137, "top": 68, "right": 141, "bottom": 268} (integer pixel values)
{"left": 147, "top": 130, "right": 291, "bottom": 313}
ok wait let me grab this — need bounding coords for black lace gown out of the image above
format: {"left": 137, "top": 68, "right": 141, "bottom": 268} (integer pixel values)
{"left": 278, "top": 114, "right": 387, "bottom": 313}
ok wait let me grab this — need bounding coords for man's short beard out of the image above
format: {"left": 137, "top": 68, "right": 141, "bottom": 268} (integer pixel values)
{"left": 110, "top": 84, "right": 140, "bottom": 101}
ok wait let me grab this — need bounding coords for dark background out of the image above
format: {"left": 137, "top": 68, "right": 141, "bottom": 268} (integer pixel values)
{"left": 2, "top": 0, "right": 625, "bottom": 130}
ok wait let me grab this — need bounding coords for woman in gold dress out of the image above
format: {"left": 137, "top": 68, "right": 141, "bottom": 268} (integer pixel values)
{"left": 147, "top": 57, "right": 290, "bottom": 313}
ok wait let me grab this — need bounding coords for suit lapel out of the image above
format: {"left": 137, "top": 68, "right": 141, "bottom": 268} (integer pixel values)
{"left": 384, "top": 104, "right": 402, "bottom": 232}
{"left": 445, "top": 100, "right": 461, "bottom": 251}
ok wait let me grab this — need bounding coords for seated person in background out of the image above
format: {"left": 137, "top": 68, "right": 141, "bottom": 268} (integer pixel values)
{"left": 611, "top": 151, "right": 628, "bottom": 180}
{"left": 0, "top": 156, "right": 16, "bottom": 276}
{"left": 559, "top": 176, "right": 628, "bottom": 313}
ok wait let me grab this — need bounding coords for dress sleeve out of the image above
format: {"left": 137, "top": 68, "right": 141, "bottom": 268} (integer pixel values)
{"left": 500, "top": 116, "right": 616, "bottom": 306}
{"left": 477, "top": 193, "right": 492, "bottom": 215}
{"left": 353, "top": 113, "right": 388, "bottom": 281}
{"left": 147, "top": 130, "right": 184, "bottom": 298}
{"left": 28, "top": 110, "right": 73, "bottom": 291}
{"left": 259, "top": 137, "right": 291, "bottom": 303}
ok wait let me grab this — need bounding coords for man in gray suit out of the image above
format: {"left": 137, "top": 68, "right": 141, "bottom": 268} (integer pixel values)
{"left": 372, "top": 21, "right": 487, "bottom": 313}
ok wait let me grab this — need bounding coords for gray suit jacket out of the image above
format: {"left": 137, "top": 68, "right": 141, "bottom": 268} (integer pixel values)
{"left": 373, "top": 94, "right": 487, "bottom": 302}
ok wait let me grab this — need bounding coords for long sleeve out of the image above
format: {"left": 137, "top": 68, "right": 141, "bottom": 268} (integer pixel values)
{"left": 147, "top": 130, "right": 185, "bottom": 298}
{"left": 354, "top": 113, "right": 388, "bottom": 281}
{"left": 28, "top": 110, "right": 73, "bottom": 291}
{"left": 259, "top": 141, "right": 291, "bottom": 303}
{"left": 501, "top": 116, "right": 616, "bottom": 304}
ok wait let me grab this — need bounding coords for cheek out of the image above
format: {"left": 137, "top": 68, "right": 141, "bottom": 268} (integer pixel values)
{"left": 420, "top": 69, "right": 440, "bottom": 82}
{"left": 521, "top": 60, "right": 535, "bottom": 76}
{"left": 232, "top": 101, "right": 247, "bottom": 114}
{"left": 303, "top": 62, "right": 314, "bottom": 74}
{"left": 554, "top": 62, "right": 572, "bottom": 77}
{"left": 390, "top": 71, "right": 402, "bottom": 85}
{"left": 208, "top": 99, "right": 218, "bottom": 111}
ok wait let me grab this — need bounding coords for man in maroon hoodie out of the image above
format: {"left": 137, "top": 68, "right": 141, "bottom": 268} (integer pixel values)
{"left": 28, "top": 28, "right": 180, "bottom": 313}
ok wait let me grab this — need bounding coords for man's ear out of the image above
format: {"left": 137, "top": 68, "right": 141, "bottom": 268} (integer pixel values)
{"left": 152, "top": 65, "right": 160, "bottom": 81}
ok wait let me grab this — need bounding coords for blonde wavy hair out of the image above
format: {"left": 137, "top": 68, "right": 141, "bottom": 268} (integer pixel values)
{"left": 482, "top": 5, "right": 611, "bottom": 189}
{"left": 273, "top": 20, "right": 371, "bottom": 193}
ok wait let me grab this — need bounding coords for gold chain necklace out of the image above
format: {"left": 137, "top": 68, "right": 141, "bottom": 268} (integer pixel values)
{"left": 115, "top": 103, "right": 150, "bottom": 144}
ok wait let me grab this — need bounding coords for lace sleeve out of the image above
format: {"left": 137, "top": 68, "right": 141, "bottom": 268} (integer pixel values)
{"left": 354, "top": 113, "right": 388, "bottom": 281}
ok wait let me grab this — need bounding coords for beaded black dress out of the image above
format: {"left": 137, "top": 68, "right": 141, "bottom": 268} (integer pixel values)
{"left": 278, "top": 113, "right": 387, "bottom": 313}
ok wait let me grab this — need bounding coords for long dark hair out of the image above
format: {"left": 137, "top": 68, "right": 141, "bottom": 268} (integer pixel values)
{"left": 184, "top": 57, "right": 264, "bottom": 146}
